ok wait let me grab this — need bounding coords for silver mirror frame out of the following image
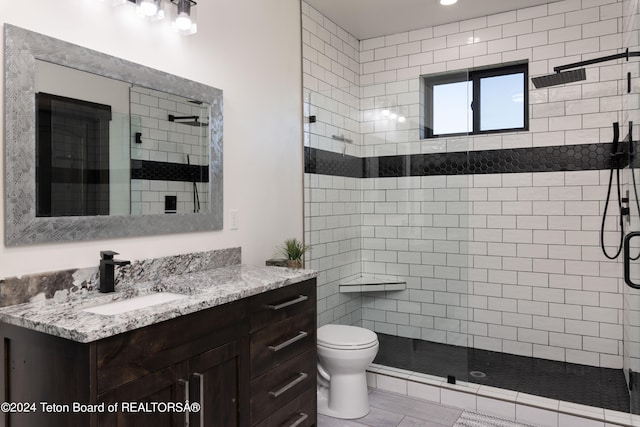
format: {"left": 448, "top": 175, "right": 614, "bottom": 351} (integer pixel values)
{"left": 4, "top": 24, "right": 223, "bottom": 246}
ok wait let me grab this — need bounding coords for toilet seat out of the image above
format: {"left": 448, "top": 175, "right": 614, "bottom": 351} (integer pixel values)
{"left": 317, "top": 324, "right": 378, "bottom": 350}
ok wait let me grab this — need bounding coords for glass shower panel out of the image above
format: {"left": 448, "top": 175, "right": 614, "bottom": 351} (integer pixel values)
{"left": 625, "top": 165, "right": 640, "bottom": 415}
{"left": 622, "top": 0, "right": 640, "bottom": 414}
{"left": 368, "top": 69, "right": 471, "bottom": 385}
{"left": 303, "top": 86, "right": 364, "bottom": 329}
{"left": 304, "top": 62, "right": 471, "bottom": 385}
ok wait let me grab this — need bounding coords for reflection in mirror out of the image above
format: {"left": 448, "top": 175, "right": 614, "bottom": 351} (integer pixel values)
{"left": 34, "top": 61, "right": 211, "bottom": 217}
{"left": 35, "top": 60, "right": 131, "bottom": 217}
{"left": 4, "top": 24, "right": 223, "bottom": 245}
{"left": 129, "top": 86, "right": 209, "bottom": 215}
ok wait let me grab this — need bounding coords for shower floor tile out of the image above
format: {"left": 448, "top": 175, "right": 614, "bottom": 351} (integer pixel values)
{"left": 373, "top": 333, "right": 631, "bottom": 413}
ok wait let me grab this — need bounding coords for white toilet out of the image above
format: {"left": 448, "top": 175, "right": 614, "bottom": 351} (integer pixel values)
{"left": 316, "top": 324, "right": 379, "bottom": 419}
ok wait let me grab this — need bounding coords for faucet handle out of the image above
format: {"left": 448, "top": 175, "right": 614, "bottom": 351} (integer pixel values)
{"left": 100, "top": 250, "right": 119, "bottom": 260}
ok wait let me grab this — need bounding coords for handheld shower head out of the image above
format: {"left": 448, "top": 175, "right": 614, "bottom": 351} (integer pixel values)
{"left": 612, "top": 122, "right": 620, "bottom": 154}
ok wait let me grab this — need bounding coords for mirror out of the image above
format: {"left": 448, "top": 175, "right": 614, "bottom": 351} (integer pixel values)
{"left": 4, "top": 24, "right": 223, "bottom": 245}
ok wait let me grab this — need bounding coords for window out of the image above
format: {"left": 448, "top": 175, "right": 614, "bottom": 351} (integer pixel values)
{"left": 422, "top": 63, "right": 528, "bottom": 138}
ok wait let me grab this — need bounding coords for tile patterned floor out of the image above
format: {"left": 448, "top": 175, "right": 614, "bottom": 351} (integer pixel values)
{"left": 317, "top": 390, "right": 540, "bottom": 426}
{"left": 317, "top": 390, "right": 465, "bottom": 427}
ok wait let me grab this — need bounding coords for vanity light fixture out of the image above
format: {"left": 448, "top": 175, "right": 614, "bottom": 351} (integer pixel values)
{"left": 171, "top": 0, "right": 198, "bottom": 34}
{"left": 440, "top": 0, "right": 458, "bottom": 5}
{"left": 113, "top": 0, "right": 197, "bottom": 34}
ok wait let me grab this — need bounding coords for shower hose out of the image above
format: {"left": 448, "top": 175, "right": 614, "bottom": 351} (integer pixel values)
{"left": 600, "top": 121, "right": 640, "bottom": 261}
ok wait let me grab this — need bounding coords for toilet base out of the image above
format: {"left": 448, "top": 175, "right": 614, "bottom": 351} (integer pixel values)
{"left": 317, "top": 389, "right": 371, "bottom": 420}
{"left": 316, "top": 373, "right": 371, "bottom": 419}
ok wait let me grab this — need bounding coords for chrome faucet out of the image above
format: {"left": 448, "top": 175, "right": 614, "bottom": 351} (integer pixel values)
{"left": 99, "top": 251, "right": 131, "bottom": 293}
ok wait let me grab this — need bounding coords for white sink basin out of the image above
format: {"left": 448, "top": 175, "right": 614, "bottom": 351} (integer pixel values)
{"left": 82, "top": 292, "right": 189, "bottom": 316}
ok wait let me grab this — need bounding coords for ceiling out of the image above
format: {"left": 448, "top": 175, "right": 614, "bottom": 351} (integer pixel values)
{"left": 305, "top": 0, "right": 563, "bottom": 40}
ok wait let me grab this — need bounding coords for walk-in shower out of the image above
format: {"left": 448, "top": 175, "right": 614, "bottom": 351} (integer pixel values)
{"left": 303, "top": 0, "right": 640, "bottom": 418}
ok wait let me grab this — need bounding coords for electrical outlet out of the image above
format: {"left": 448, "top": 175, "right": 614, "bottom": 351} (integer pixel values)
{"left": 230, "top": 209, "right": 239, "bottom": 230}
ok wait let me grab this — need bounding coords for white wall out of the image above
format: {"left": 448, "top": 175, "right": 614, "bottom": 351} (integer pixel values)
{"left": 0, "top": 0, "right": 303, "bottom": 277}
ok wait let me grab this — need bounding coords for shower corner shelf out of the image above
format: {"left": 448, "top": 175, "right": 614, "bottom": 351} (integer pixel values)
{"left": 339, "top": 275, "right": 407, "bottom": 293}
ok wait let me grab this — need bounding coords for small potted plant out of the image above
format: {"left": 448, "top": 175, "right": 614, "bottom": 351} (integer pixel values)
{"left": 278, "top": 238, "right": 309, "bottom": 269}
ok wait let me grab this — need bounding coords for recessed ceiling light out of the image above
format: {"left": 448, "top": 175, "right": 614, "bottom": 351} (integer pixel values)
{"left": 440, "top": 0, "right": 458, "bottom": 5}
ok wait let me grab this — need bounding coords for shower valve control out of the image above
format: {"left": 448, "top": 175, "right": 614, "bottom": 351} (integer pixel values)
{"left": 622, "top": 206, "right": 631, "bottom": 218}
{"left": 622, "top": 191, "right": 631, "bottom": 220}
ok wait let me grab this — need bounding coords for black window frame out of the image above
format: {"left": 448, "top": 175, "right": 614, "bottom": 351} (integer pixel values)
{"left": 423, "top": 62, "right": 529, "bottom": 139}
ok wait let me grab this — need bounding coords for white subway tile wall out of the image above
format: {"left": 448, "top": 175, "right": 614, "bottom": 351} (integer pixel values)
{"left": 303, "top": 0, "right": 640, "bottom": 370}
{"left": 304, "top": 173, "right": 363, "bottom": 326}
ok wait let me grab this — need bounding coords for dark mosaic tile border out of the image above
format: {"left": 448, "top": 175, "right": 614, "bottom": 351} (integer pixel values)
{"left": 305, "top": 143, "right": 624, "bottom": 178}
{"left": 304, "top": 146, "right": 364, "bottom": 178}
{"left": 131, "top": 159, "right": 210, "bottom": 183}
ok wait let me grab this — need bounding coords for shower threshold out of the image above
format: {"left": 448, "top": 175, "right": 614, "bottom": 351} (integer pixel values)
{"left": 374, "top": 333, "right": 631, "bottom": 413}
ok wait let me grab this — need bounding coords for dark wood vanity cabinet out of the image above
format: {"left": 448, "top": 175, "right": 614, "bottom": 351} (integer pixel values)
{"left": 94, "top": 298, "right": 248, "bottom": 427}
{"left": 249, "top": 279, "right": 317, "bottom": 427}
{"left": 0, "top": 278, "right": 317, "bottom": 427}
{"left": 97, "top": 338, "right": 245, "bottom": 427}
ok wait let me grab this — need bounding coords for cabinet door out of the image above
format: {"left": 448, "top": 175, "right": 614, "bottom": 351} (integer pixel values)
{"left": 97, "top": 362, "right": 189, "bottom": 427}
{"left": 0, "top": 324, "right": 91, "bottom": 427}
{"left": 188, "top": 339, "right": 247, "bottom": 427}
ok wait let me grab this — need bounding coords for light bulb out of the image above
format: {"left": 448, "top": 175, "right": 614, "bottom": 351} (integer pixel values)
{"left": 139, "top": 0, "right": 158, "bottom": 16}
{"left": 381, "top": 109, "right": 391, "bottom": 117}
{"left": 440, "top": 0, "right": 458, "bottom": 5}
{"left": 398, "top": 116, "right": 406, "bottom": 123}
{"left": 173, "top": 0, "right": 195, "bottom": 32}
{"left": 176, "top": 12, "right": 192, "bottom": 30}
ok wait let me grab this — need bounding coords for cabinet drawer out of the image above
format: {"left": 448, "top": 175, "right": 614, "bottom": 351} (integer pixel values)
{"left": 250, "top": 350, "right": 315, "bottom": 425}
{"left": 254, "top": 386, "right": 316, "bottom": 427}
{"left": 249, "top": 280, "right": 316, "bottom": 333}
{"left": 96, "top": 298, "right": 247, "bottom": 393}
{"left": 250, "top": 312, "right": 315, "bottom": 378}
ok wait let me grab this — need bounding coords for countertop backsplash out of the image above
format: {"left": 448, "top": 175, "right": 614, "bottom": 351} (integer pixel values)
{"left": 0, "top": 247, "right": 242, "bottom": 307}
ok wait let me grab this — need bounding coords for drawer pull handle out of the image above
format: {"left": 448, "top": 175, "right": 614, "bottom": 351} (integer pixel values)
{"left": 178, "top": 379, "right": 190, "bottom": 427}
{"left": 268, "top": 331, "right": 308, "bottom": 352}
{"left": 269, "top": 372, "right": 308, "bottom": 398}
{"left": 287, "top": 412, "right": 308, "bottom": 427}
{"left": 193, "top": 373, "right": 205, "bottom": 427}
{"left": 266, "top": 295, "right": 308, "bottom": 311}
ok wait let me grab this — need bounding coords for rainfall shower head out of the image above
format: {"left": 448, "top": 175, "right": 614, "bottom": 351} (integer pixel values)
{"left": 168, "top": 114, "right": 208, "bottom": 127}
{"left": 533, "top": 49, "right": 640, "bottom": 89}
{"left": 531, "top": 68, "right": 587, "bottom": 88}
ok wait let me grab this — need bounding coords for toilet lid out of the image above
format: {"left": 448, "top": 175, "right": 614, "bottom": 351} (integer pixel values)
{"left": 317, "top": 324, "right": 378, "bottom": 350}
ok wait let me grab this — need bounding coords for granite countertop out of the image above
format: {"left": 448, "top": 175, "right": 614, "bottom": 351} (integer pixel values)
{"left": 0, "top": 264, "right": 317, "bottom": 343}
